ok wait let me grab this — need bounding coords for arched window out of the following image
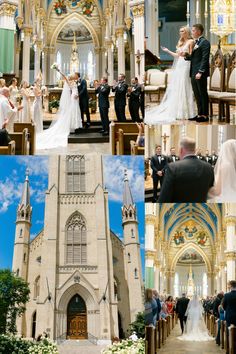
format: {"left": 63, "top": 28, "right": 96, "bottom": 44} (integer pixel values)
{"left": 56, "top": 50, "right": 62, "bottom": 81}
{"left": 131, "top": 229, "right": 135, "bottom": 238}
{"left": 19, "top": 229, "right": 23, "bottom": 237}
{"left": 134, "top": 268, "right": 138, "bottom": 279}
{"left": 34, "top": 276, "right": 40, "bottom": 299}
{"left": 66, "top": 155, "right": 85, "bottom": 193}
{"left": 128, "top": 253, "right": 131, "bottom": 262}
{"left": 66, "top": 212, "right": 87, "bottom": 264}
{"left": 129, "top": 210, "right": 133, "bottom": 218}
{"left": 23, "top": 253, "right": 27, "bottom": 262}
{"left": 87, "top": 50, "right": 94, "bottom": 81}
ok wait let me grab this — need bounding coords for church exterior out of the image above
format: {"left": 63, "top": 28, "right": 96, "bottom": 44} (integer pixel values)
{"left": 12, "top": 154, "right": 143, "bottom": 344}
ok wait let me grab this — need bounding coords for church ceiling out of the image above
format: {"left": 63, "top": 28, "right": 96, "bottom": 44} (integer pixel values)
{"left": 58, "top": 19, "right": 92, "bottom": 42}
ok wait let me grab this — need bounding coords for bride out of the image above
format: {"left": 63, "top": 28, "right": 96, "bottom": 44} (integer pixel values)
{"left": 208, "top": 139, "right": 236, "bottom": 202}
{"left": 36, "top": 70, "right": 82, "bottom": 151}
{"left": 178, "top": 295, "right": 213, "bottom": 341}
{"left": 145, "top": 26, "right": 197, "bottom": 124}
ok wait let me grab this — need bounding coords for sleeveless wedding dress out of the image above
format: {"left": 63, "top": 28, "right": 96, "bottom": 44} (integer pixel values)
{"left": 20, "top": 89, "right": 31, "bottom": 123}
{"left": 33, "top": 95, "right": 43, "bottom": 133}
{"left": 178, "top": 296, "right": 213, "bottom": 341}
{"left": 36, "top": 81, "right": 82, "bottom": 151}
{"left": 145, "top": 43, "right": 197, "bottom": 124}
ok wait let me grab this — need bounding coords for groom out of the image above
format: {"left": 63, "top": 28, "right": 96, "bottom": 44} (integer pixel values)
{"left": 75, "top": 72, "right": 91, "bottom": 128}
{"left": 176, "top": 293, "right": 190, "bottom": 334}
{"left": 183, "top": 24, "right": 210, "bottom": 123}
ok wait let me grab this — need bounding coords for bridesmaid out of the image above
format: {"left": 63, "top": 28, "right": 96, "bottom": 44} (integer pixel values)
{"left": 33, "top": 78, "right": 43, "bottom": 133}
{"left": 9, "top": 78, "right": 19, "bottom": 122}
{"left": 20, "top": 80, "right": 31, "bottom": 123}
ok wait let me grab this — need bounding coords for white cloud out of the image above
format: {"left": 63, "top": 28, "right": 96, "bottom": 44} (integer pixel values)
{"left": 103, "top": 156, "right": 144, "bottom": 203}
{"left": 15, "top": 156, "right": 48, "bottom": 177}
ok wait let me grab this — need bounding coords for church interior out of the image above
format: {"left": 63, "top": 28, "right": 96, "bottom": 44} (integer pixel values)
{"left": 145, "top": 0, "right": 236, "bottom": 123}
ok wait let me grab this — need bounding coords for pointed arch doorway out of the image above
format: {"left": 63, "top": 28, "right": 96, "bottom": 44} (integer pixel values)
{"left": 67, "top": 294, "right": 87, "bottom": 339}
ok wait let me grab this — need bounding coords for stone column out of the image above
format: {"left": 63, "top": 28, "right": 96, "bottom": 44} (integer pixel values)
{"left": 220, "top": 262, "right": 227, "bottom": 292}
{"left": 106, "top": 40, "right": 114, "bottom": 85}
{"left": 207, "top": 272, "right": 212, "bottom": 295}
{"left": 169, "top": 271, "right": 175, "bottom": 295}
{"left": 22, "top": 27, "right": 32, "bottom": 82}
{"left": 101, "top": 47, "right": 107, "bottom": 76}
{"left": 94, "top": 47, "right": 100, "bottom": 80}
{"left": 145, "top": 0, "right": 158, "bottom": 55}
{"left": 154, "top": 261, "right": 160, "bottom": 292}
{"left": 15, "top": 45, "right": 21, "bottom": 77}
{"left": 34, "top": 40, "right": 42, "bottom": 80}
{"left": 225, "top": 216, "right": 236, "bottom": 281}
{"left": 145, "top": 252, "right": 155, "bottom": 289}
{"left": 116, "top": 27, "right": 125, "bottom": 75}
{"left": 130, "top": 1, "right": 145, "bottom": 81}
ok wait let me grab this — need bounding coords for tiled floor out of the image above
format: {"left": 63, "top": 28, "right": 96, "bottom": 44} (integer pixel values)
{"left": 157, "top": 325, "right": 223, "bottom": 354}
{"left": 36, "top": 143, "right": 110, "bottom": 155}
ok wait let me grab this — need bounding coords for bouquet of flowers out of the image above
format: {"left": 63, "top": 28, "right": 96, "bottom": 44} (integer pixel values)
{"left": 51, "top": 63, "right": 59, "bottom": 72}
{"left": 102, "top": 338, "right": 145, "bottom": 354}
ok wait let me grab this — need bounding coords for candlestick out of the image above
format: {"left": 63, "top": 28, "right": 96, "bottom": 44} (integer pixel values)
{"left": 196, "top": 0, "right": 199, "bottom": 17}
{"left": 187, "top": 1, "right": 190, "bottom": 13}
{"left": 205, "top": 0, "right": 208, "bottom": 13}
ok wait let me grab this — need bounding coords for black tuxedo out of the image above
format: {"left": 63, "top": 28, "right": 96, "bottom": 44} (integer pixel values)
{"left": 112, "top": 81, "right": 128, "bottom": 122}
{"left": 158, "top": 155, "right": 214, "bottom": 202}
{"left": 150, "top": 154, "right": 167, "bottom": 201}
{"left": 128, "top": 84, "right": 141, "bottom": 122}
{"left": 0, "top": 128, "right": 11, "bottom": 146}
{"left": 185, "top": 37, "right": 210, "bottom": 116}
{"left": 204, "top": 155, "right": 212, "bottom": 164}
{"left": 211, "top": 154, "right": 218, "bottom": 166}
{"left": 77, "top": 79, "right": 90, "bottom": 124}
{"left": 95, "top": 84, "right": 110, "bottom": 132}
{"left": 222, "top": 290, "right": 236, "bottom": 326}
{"left": 168, "top": 155, "right": 180, "bottom": 163}
{"left": 196, "top": 154, "right": 204, "bottom": 161}
{"left": 176, "top": 297, "right": 190, "bottom": 333}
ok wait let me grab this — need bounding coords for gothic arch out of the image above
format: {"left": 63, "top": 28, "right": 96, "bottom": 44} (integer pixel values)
{"left": 65, "top": 210, "right": 87, "bottom": 228}
{"left": 49, "top": 12, "right": 100, "bottom": 48}
{"left": 170, "top": 242, "right": 211, "bottom": 273}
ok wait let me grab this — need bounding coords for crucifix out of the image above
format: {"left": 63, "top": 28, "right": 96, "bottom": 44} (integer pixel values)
{"left": 136, "top": 49, "right": 141, "bottom": 76}
{"left": 161, "top": 132, "right": 170, "bottom": 152}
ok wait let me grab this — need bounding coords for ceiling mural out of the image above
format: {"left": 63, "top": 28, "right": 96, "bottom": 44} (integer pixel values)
{"left": 172, "top": 220, "right": 210, "bottom": 248}
{"left": 57, "top": 20, "right": 92, "bottom": 42}
{"left": 177, "top": 249, "right": 204, "bottom": 265}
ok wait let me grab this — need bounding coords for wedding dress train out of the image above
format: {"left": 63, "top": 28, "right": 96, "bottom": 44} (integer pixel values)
{"left": 145, "top": 43, "right": 197, "bottom": 124}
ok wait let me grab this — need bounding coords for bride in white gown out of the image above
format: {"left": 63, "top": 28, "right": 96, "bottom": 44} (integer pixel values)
{"left": 36, "top": 72, "right": 82, "bottom": 151}
{"left": 145, "top": 26, "right": 197, "bottom": 124}
{"left": 208, "top": 139, "right": 236, "bottom": 202}
{"left": 178, "top": 295, "right": 213, "bottom": 341}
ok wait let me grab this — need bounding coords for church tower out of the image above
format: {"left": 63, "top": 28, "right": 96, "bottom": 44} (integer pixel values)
{"left": 12, "top": 169, "right": 32, "bottom": 280}
{"left": 122, "top": 170, "right": 143, "bottom": 322}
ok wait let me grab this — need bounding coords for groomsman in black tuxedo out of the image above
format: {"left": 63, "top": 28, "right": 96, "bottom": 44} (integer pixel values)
{"left": 204, "top": 150, "right": 212, "bottom": 164}
{"left": 184, "top": 24, "right": 210, "bottom": 123}
{"left": 76, "top": 72, "right": 91, "bottom": 128}
{"left": 95, "top": 77, "right": 110, "bottom": 136}
{"left": 140, "top": 77, "right": 145, "bottom": 119}
{"left": 151, "top": 145, "right": 167, "bottom": 202}
{"left": 222, "top": 280, "right": 236, "bottom": 327}
{"left": 127, "top": 77, "right": 141, "bottom": 122}
{"left": 168, "top": 147, "right": 180, "bottom": 163}
{"left": 112, "top": 74, "right": 128, "bottom": 122}
{"left": 211, "top": 150, "right": 218, "bottom": 166}
{"left": 196, "top": 149, "right": 204, "bottom": 160}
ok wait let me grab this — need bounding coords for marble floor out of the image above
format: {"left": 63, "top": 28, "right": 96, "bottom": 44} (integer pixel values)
{"left": 36, "top": 143, "right": 110, "bottom": 155}
{"left": 157, "top": 325, "right": 224, "bottom": 354}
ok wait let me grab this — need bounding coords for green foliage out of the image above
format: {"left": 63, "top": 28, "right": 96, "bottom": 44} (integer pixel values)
{"left": 0, "top": 335, "right": 58, "bottom": 354}
{"left": 128, "top": 312, "right": 145, "bottom": 338}
{"left": 49, "top": 100, "right": 60, "bottom": 110}
{"left": 0, "top": 269, "right": 30, "bottom": 335}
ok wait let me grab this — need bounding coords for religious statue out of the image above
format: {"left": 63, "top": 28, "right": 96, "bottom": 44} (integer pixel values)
{"left": 70, "top": 32, "right": 79, "bottom": 74}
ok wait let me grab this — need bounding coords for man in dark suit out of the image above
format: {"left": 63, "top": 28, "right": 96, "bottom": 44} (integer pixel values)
{"left": 204, "top": 150, "right": 212, "bottom": 164}
{"left": 196, "top": 148, "right": 204, "bottom": 161}
{"left": 211, "top": 150, "right": 218, "bottom": 167}
{"left": 112, "top": 74, "right": 128, "bottom": 122}
{"left": 175, "top": 293, "right": 190, "bottom": 334}
{"left": 150, "top": 145, "right": 167, "bottom": 202}
{"left": 75, "top": 72, "right": 90, "bottom": 128}
{"left": 222, "top": 280, "right": 236, "bottom": 327}
{"left": 184, "top": 24, "right": 210, "bottom": 123}
{"left": 158, "top": 137, "right": 214, "bottom": 202}
{"left": 127, "top": 77, "right": 141, "bottom": 122}
{"left": 95, "top": 77, "right": 110, "bottom": 136}
{"left": 168, "top": 147, "right": 180, "bottom": 163}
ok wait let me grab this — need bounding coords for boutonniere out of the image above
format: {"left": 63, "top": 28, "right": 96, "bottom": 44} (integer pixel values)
{"left": 161, "top": 157, "right": 164, "bottom": 161}
{"left": 194, "top": 44, "right": 199, "bottom": 50}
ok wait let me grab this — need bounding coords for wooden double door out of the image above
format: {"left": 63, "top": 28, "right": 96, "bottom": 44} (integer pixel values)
{"left": 67, "top": 294, "right": 87, "bottom": 339}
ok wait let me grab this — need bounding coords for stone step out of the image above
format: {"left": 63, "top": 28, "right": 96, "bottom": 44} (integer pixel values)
{"left": 58, "top": 340, "right": 107, "bottom": 354}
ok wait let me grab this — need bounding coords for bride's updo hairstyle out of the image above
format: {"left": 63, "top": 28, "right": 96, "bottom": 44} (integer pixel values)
{"left": 177, "top": 26, "right": 192, "bottom": 48}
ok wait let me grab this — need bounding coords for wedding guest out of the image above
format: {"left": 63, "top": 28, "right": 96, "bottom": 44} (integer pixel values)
{"left": 222, "top": 280, "right": 236, "bottom": 327}
{"left": 175, "top": 293, "right": 190, "bottom": 334}
{"left": 153, "top": 290, "right": 162, "bottom": 323}
{"left": 0, "top": 87, "right": 23, "bottom": 131}
{"left": 168, "top": 147, "right": 180, "bottom": 163}
{"left": 0, "top": 78, "right": 6, "bottom": 88}
{"left": 127, "top": 77, "right": 141, "bottom": 122}
{"left": 140, "top": 76, "right": 145, "bottom": 119}
{"left": 196, "top": 148, "right": 204, "bottom": 160}
{"left": 9, "top": 78, "right": 19, "bottom": 107}
{"left": 151, "top": 145, "right": 167, "bottom": 202}
{"left": 95, "top": 77, "right": 110, "bottom": 136}
{"left": 144, "top": 288, "right": 157, "bottom": 326}
{"left": 204, "top": 150, "right": 212, "bottom": 164}
{"left": 0, "top": 120, "right": 11, "bottom": 146}
{"left": 112, "top": 74, "right": 128, "bottom": 122}
{"left": 166, "top": 296, "right": 174, "bottom": 315}
{"left": 76, "top": 72, "right": 90, "bottom": 128}
{"left": 20, "top": 80, "right": 31, "bottom": 123}
{"left": 158, "top": 137, "right": 214, "bottom": 202}
{"left": 33, "top": 78, "right": 43, "bottom": 133}
{"left": 211, "top": 150, "right": 218, "bottom": 166}
{"left": 136, "top": 122, "right": 145, "bottom": 147}
{"left": 216, "top": 300, "right": 225, "bottom": 346}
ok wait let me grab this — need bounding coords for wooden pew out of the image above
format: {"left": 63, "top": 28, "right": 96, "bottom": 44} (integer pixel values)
{"left": 0, "top": 140, "right": 15, "bottom": 155}
{"left": 229, "top": 325, "right": 236, "bottom": 354}
{"left": 10, "top": 128, "right": 29, "bottom": 155}
{"left": 14, "top": 122, "right": 36, "bottom": 155}
{"left": 156, "top": 320, "right": 162, "bottom": 349}
{"left": 145, "top": 326, "right": 155, "bottom": 354}
{"left": 210, "top": 315, "right": 216, "bottom": 336}
{"left": 221, "top": 320, "right": 225, "bottom": 349}
{"left": 224, "top": 321, "right": 229, "bottom": 353}
{"left": 110, "top": 122, "right": 141, "bottom": 155}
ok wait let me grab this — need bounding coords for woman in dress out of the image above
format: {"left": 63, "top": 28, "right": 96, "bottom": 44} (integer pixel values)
{"left": 178, "top": 295, "right": 213, "bottom": 341}
{"left": 9, "top": 78, "right": 19, "bottom": 122}
{"left": 145, "top": 26, "right": 197, "bottom": 124}
{"left": 20, "top": 80, "right": 31, "bottom": 123}
{"left": 166, "top": 296, "right": 174, "bottom": 315}
{"left": 0, "top": 78, "right": 6, "bottom": 88}
{"left": 144, "top": 288, "right": 157, "bottom": 327}
{"left": 36, "top": 71, "right": 82, "bottom": 151}
{"left": 33, "top": 78, "right": 43, "bottom": 133}
{"left": 208, "top": 139, "right": 236, "bottom": 202}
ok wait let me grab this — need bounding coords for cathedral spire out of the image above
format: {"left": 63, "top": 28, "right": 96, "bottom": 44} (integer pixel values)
{"left": 17, "top": 169, "right": 32, "bottom": 224}
{"left": 123, "top": 169, "right": 134, "bottom": 207}
{"left": 20, "top": 168, "right": 30, "bottom": 207}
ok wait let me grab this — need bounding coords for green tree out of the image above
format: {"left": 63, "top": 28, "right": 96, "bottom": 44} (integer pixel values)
{"left": 0, "top": 269, "right": 30, "bottom": 335}
{"left": 128, "top": 312, "right": 145, "bottom": 338}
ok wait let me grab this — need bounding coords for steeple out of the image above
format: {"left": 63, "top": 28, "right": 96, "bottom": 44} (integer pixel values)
{"left": 17, "top": 169, "right": 32, "bottom": 224}
{"left": 122, "top": 169, "right": 137, "bottom": 225}
{"left": 21, "top": 168, "right": 30, "bottom": 207}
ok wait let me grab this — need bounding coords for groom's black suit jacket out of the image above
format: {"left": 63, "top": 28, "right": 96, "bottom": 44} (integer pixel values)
{"left": 150, "top": 154, "right": 167, "bottom": 182}
{"left": 77, "top": 79, "right": 89, "bottom": 107}
{"left": 158, "top": 155, "right": 214, "bottom": 202}
{"left": 185, "top": 37, "right": 210, "bottom": 77}
{"left": 176, "top": 297, "right": 190, "bottom": 318}
{"left": 222, "top": 290, "right": 236, "bottom": 326}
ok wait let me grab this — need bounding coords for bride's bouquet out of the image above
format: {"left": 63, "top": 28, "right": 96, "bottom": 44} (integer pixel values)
{"left": 51, "top": 63, "right": 59, "bottom": 72}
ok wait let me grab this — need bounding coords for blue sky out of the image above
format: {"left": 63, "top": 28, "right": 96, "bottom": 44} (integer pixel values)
{"left": 0, "top": 155, "right": 145, "bottom": 275}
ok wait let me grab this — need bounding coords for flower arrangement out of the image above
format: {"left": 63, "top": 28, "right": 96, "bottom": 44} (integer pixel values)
{"left": 102, "top": 338, "right": 145, "bottom": 354}
{"left": 54, "top": 0, "right": 67, "bottom": 15}
{"left": 0, "top": 335, "right": 58, "bottom": 354}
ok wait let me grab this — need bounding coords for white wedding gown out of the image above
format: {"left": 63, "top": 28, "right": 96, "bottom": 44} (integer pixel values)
{"left": 33, "top": 96, "right": 43, "bottom": 133}
{"left": 36, "top": 81, "right": 82, "bottom": 151}
{"left": 145, "top": 43, "right": 197, "bottom": 124}
{"left": 208, "top": 139, "right": 236, "bottom": 202}
{"left": 178, "top": 296, "right": 213, "bottom": 342}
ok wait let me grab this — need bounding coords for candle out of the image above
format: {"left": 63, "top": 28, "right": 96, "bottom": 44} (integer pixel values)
{"left": 196, "top": 0, "right": 199, "bottom": 16}
{"left": 205, "top": 0, "right": 207, "bottom": 12}
{"left": 187, "top": 1, "right": 189, "bottom": 13}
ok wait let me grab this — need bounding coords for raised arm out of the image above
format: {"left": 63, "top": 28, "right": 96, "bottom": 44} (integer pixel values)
{"left": 161, "top": 46, "right": 179, "bottom": 59}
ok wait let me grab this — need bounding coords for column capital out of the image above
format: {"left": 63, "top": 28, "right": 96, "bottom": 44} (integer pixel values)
{"left": 16, "top": 16, "right": 24, "bottom": 29}
{"left": 225, "top": 216, "right": 236, "bottom": 226}
{"left": 115, "top": 27, "right": 125, "bottom": 37}
{"left": 23, "top": 26, "right": 33, "bottom": 36}
{"left": 35, "top": 40, "right": 43, "bottom": 50}
{"left": 125, "top": 17, "right": 132, "bottom": 30}
{"left": 145, "top": 215, "right": 156, "bottom": 225}
{"left": 145, "top": 250, "right": 156, "bottom": 260}
{"left": 131, "top": 3, "right": 145, "bottom": 17}
{"left": 0, "top": 2, "right": 17, "bottom": 16}
{"left": 94, "top": 47, "right": 101, "bottom": 54}
{"left": 104, "top": 7, "right": 110, "bottom": 17}
{"left": 220, "top": 261, "right": 226, "bottom": 268}
{"left": 225, "top": 251, "right": 236, "bottom": 261}
{"left": 154, "top": 260, "right": 161, "bottom": 267}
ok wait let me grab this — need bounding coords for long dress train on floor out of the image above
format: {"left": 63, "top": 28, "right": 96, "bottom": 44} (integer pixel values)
{"left": 33, "top": 96, "right": 43, "bottom": 133}
{"left": 145, "top": 43, "right": 197, "bottom": 124}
